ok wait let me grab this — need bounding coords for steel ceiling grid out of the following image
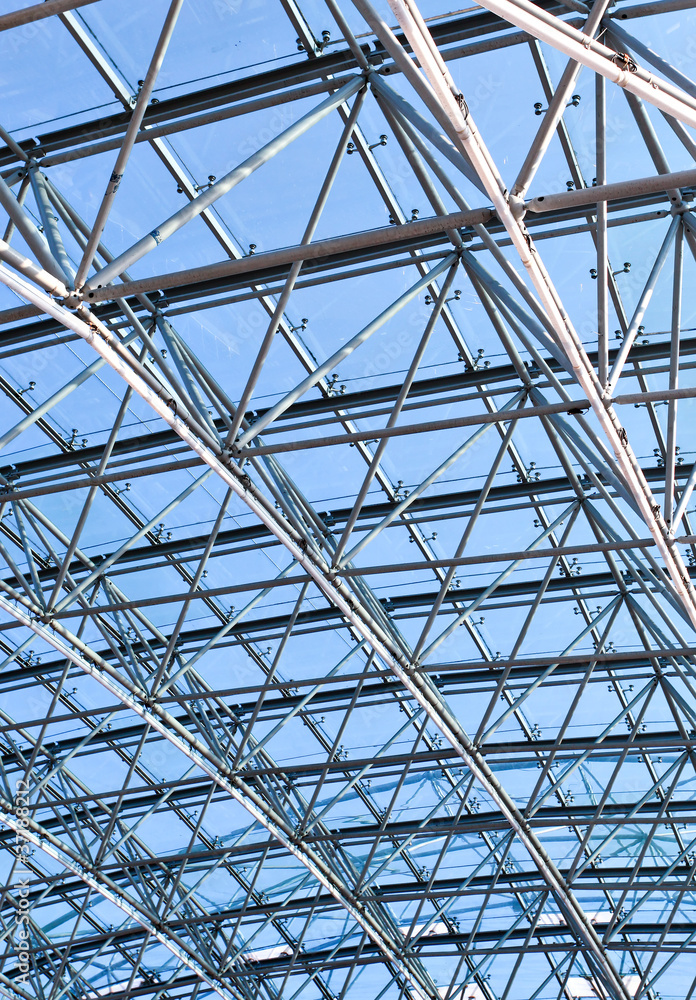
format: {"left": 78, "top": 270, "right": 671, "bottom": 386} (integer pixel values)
{"left": 0, "top": 0, "right": 696, "bottom": 999}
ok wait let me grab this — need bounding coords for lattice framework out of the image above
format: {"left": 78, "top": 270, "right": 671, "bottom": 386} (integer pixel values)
{"left": 1, "top": 1, "right": 696, "bottom": 999}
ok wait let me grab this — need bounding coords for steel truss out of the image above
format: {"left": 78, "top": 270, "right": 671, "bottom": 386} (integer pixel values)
{"left": 0, "top": 1, "right": 695, "bottom": 999}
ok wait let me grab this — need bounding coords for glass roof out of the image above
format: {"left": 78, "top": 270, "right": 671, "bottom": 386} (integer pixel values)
{"left": 0, "top": 0, "right": 696, "bottom": 998}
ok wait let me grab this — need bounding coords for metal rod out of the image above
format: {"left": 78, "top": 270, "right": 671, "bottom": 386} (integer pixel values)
{"left": 0, "top": 125, "right": 28, "bottom": 165}
{"left": 82, "top": 206, "right": 491, "bottom": 303}
{"left": 37, "top": 78, "right": 351, "bottom": 170}
{"left": 82, "top": 76, "right": 365, "bottom": 291}
{"left": 74, "top": 0, "right": 185, "bottom": 287}
{"left": 0, "top": 235, "right": 68, "bottom": 297}
{"left": 0, "top": 258, "right": 643, "bottom": 1000}
{"left": 77, "top": 165, "right": 695, "bottom": 305}
{"left": 337, "top": 390, "right": 526, "bottom": 568}
{"left": 412, "top": 417, "right": 520, "bottom": 660}
{"left": 235, "top": 252, "right": 457, "bottom": 448}
{"left": 607, "top": 214, "right": 680, "bottom": 388}
{"left": 331, "top": 262, "right": 459, "bottom": 565}
{"left": 154, "top": 314, "right": 220, "bottom": 439}
{"left": 47, "top": 375, "right": 140, "bottom": 610}
{"left": 526, "top": 166, "right": 696, "bottom": 213}
{"left": 472, "top": 0, "right": 696, "bottom": 127}
{"left": 28, "top": 166, "right": 75, "bottom": 285}
{"left": 0, "top": 0, "right": 99, "bottom": 31}
{"left": 596, "top": 71, "right": 609, "bottom": 387}
{"left": 227, "top": 87, "right": 367, "bottom": 444}
{"left": 664, "top": 222, "right": 683, "bottom": 525}
{"left": 236, "top": 385, "right": 696, "bottom": 456}
{"left": 0, "top": 171, "right": 28, "bottom": 244}
{"left": 512, "top": 0, "right": 610, "bottom": 198}
{"left": 0, "top": 171, "right": 63, "bottom": 277}
{"left": 607, "top": 19, "right": 696, "bottom": 102}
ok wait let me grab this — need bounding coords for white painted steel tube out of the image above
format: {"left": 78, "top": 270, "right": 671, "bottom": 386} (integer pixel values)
{"left": 0, "top": 259, "right": 634, "bottom": 1000}
{"left": 605, "top": 20, "right": 696, "bottom": 102}
{"left": 383, "top": 0, "right": 696, "bottom": 643}
{"left": 469, "top": 0, "right": 696, "bottom": 127}
{"left": 0, "top": 236, "right": 69, "bottom": 297}
{"left": 0, "top": 264, "right": 444, "bottom": 1000}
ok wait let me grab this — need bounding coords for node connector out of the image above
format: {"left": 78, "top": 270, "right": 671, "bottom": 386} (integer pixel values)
{"left": 508, "top": 194, "right": 526, "bottom": 221}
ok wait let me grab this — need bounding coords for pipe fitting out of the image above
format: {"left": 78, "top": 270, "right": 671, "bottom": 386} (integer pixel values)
{"left": 508, "top": 194, "right": 527, "bottom": 220}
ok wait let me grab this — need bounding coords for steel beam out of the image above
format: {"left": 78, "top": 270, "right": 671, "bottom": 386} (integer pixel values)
{"left": 0, "top": 256, "right": 635, "bottom": 1000}
{"left": 0, "top": 0, "right": 99, "bottom": 31}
